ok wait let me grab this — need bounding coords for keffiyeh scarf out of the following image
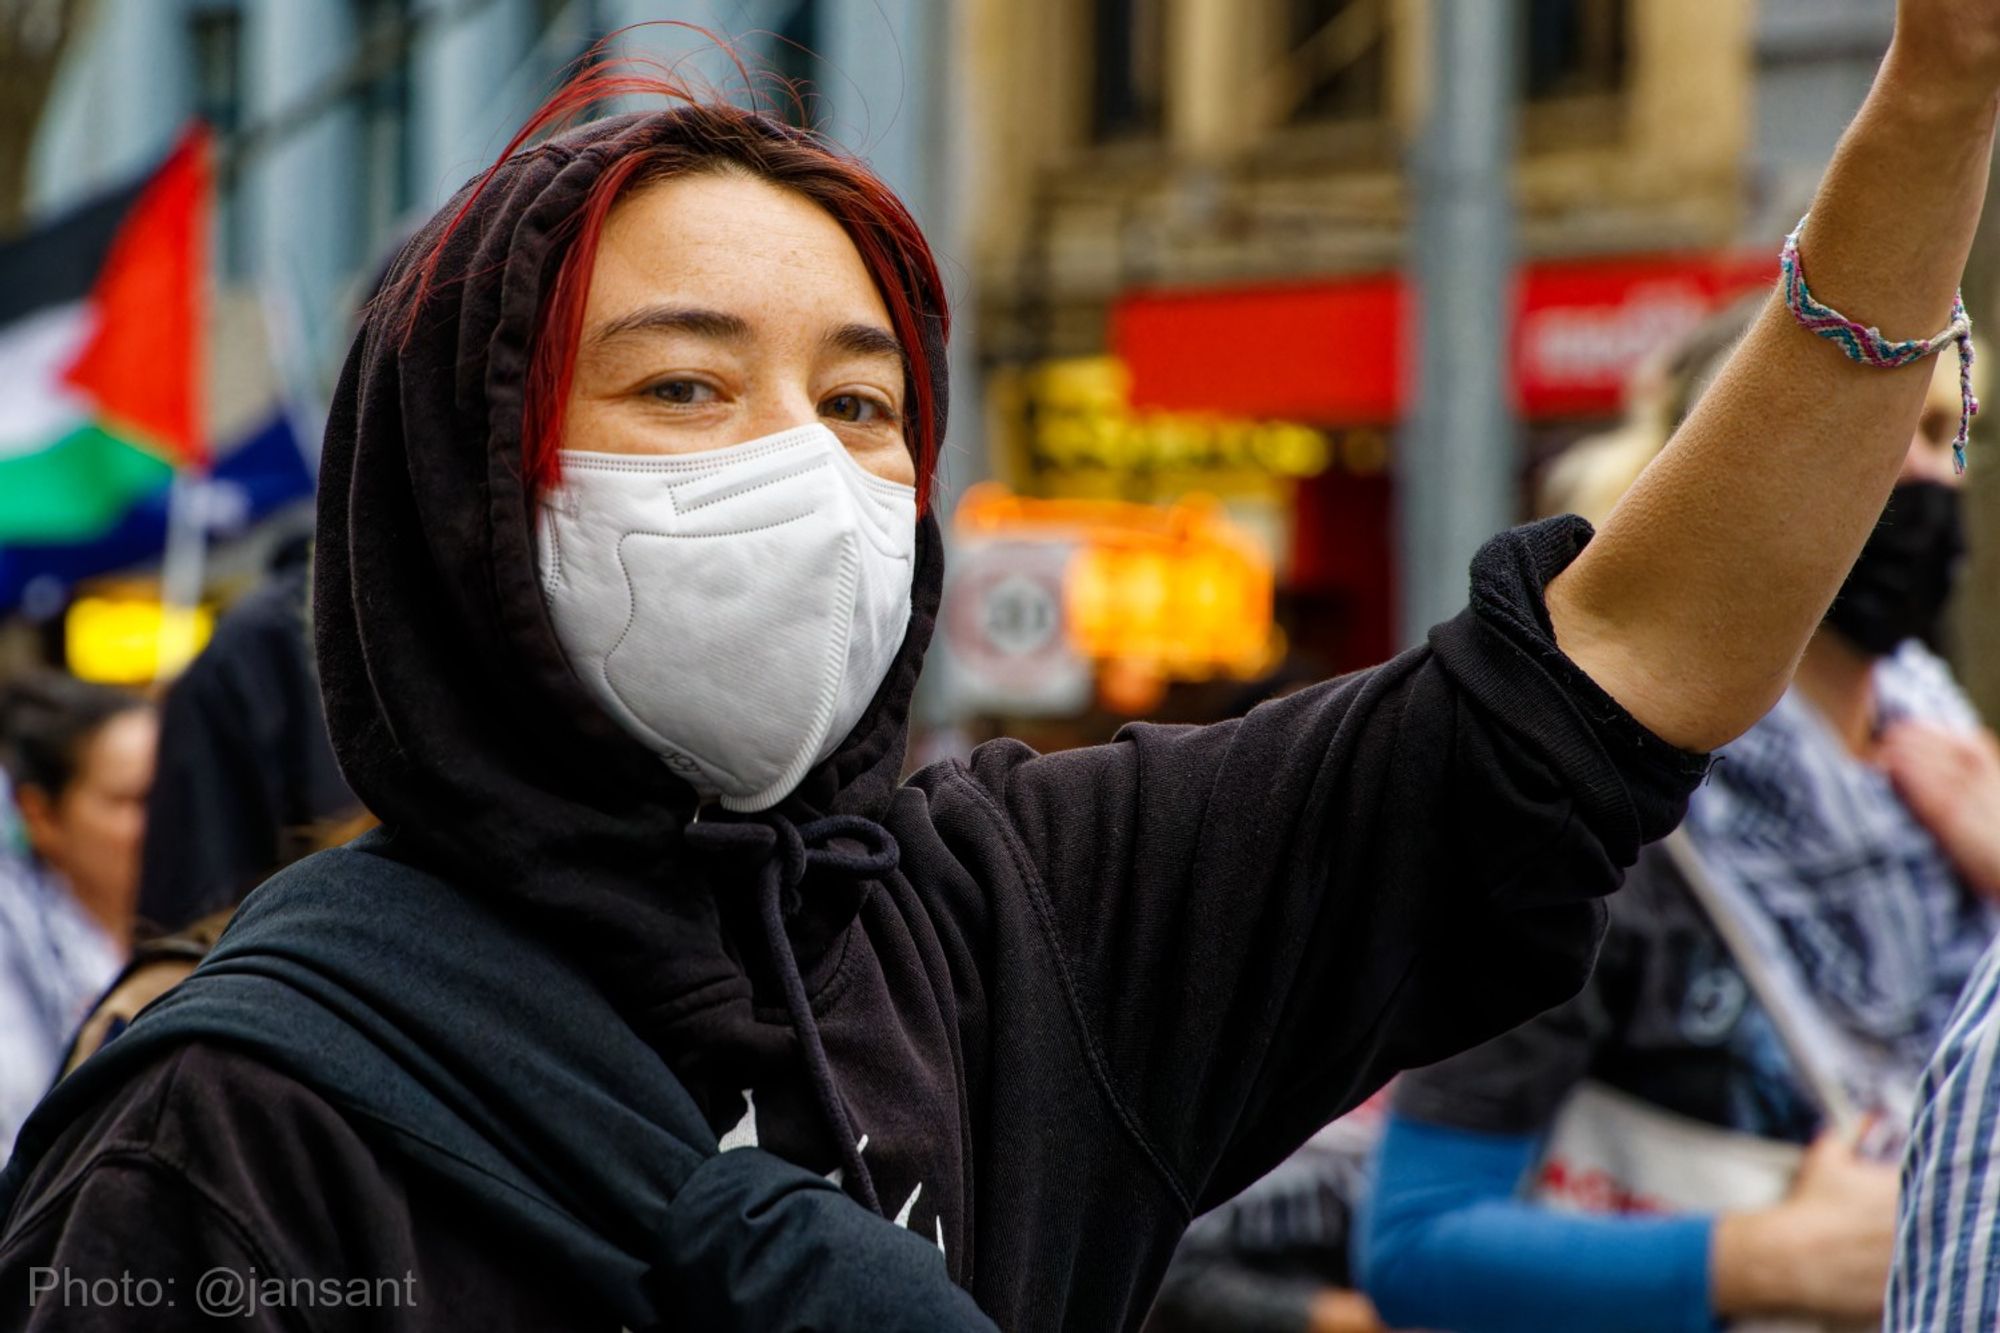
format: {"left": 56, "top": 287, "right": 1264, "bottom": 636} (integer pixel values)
{"left": 1684, "top": 642, "right": 1996, "bottom": 1098}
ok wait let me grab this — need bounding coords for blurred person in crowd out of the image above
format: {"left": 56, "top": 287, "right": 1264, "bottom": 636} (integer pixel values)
{"left": 8, "top": 4, "right": 2000, "bottom": 1326}
{"left": 136, "top": 531, "right": 357, "bottom": 936}
{"left": 1356, "top": 316, "right": 2000, "bottom": 1333}
{"left": 0, "top": 674, "right": 154, "bottom": 1157}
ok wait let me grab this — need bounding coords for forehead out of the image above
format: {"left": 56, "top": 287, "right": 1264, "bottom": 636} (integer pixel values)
{"left": 588, "top": 170, "right": 890, "bottom": 327}
{"left": 82, "top": 708, "right": 155, "bottom": 778}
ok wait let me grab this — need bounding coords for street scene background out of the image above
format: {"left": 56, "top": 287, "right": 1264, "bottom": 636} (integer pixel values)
{"left": 14, "top": 0, "right": 1995, "bottom": 739}
{"left": 2, "top": 3, "right": 1994, "bottom": 1331}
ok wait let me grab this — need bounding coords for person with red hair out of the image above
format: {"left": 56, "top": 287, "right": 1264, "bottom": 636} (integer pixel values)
{"left": 7, "top": 5, "right": 2000, "bottom": 1326}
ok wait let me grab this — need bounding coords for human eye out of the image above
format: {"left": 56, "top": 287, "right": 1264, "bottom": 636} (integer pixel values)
{"left": 820, "top": 391, "right": 897, "bottom": 425}
{"left": 645, "top": 378, "right": 720, "bottom": 407}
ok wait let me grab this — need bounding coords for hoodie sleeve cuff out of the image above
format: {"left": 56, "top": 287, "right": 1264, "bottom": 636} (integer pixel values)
{"left": 1427, "top": 516, "right": 1713, "bottom": 865}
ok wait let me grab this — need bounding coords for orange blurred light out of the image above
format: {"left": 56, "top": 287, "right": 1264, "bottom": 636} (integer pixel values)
{"left": 953, "top": 484, "right": 1277, "bottom": 682}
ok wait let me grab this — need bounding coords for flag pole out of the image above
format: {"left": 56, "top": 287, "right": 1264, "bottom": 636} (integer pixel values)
{"left": 155, "top": 467, "right": 207, "bottom": 680}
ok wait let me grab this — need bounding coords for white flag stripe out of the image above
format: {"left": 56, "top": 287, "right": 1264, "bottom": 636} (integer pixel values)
{"left": 0, "top": 303, "right": 96, "bottom": 458}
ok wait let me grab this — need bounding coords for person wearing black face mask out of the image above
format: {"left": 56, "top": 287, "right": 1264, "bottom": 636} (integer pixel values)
{"left": 1823, "top": 478, "right": 1967, "bottom": 658}
{"left": 1810, "top": 377, "right": 2000, "bottom": 909}
{"left": 1362, "top": 337, "right": 2000, "bottom": 1333}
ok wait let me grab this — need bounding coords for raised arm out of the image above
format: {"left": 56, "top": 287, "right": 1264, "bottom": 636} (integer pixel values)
{"left": 1546, "top": 1, "right": 2000, "bottom": 752}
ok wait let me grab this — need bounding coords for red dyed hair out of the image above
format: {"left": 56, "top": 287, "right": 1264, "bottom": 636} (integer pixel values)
{"left": 396, "top": 38, "right": 948, "bottom": 510}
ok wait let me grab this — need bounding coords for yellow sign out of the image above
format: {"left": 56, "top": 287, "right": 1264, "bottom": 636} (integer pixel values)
{"left": 66, "top": 596, "right": 214, "bottom": 686}
{"left": 954, "top": 483, "right": 1278, "bottom": 683}
{"left": 1006, "top": 357, "right": 1334, "bottom": 490}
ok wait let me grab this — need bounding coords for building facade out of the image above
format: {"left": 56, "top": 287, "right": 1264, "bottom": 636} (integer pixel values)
{"left": 26, "top": 0, "right": 963, "bottom": 412}
{"left": 31, "top": 1, "right": 1973, "bottom": 719}
{"left": 954, "top": 0, "right": 1922, "bottom": 682}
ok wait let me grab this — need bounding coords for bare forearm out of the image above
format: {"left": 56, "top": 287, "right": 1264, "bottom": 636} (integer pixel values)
{"left": 1547, "top": 47, "right": 1999, "bottom": 752}
{"left": 1711, "top": 1200, "right": 1894, "bottom": 1321}
{"left": 1712, "top": 1207, "right": 1810, "bottom": 1317}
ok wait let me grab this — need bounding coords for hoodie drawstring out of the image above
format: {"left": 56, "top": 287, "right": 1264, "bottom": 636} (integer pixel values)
{"left": 683, "top": 811, "right": 898, "bottom": 1216}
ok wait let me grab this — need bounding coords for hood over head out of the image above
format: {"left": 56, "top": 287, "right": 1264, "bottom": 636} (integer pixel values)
{"left": 312, "top": 107, "right": 948, "bottom": 1063}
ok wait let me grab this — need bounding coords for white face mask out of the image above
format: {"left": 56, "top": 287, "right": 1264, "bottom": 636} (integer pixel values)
{"left": 536, "top": 423, "right": 917, "bottom": 812}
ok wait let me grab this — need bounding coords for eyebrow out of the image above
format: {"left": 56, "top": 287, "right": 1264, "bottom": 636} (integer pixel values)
{"left": 823, "top": 322, "right": 905, "bottom": 367}
{"left": 588, "top": 305, "right": 752, "bottom": 347}
{"left": 586, "top": 306, "right": 905, "bottom": 370}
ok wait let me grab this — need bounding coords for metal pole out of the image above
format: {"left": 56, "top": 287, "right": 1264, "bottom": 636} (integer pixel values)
{"left": 154, "top": 469, "right": 208, "bottom": 681}
{"left": 1398, "top": 0, "right": 1519, "bottom": 646}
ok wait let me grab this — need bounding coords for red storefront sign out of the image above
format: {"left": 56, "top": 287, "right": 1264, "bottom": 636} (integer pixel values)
{"left": 1111, "top": 251, "right": 1775, "bottom": 423}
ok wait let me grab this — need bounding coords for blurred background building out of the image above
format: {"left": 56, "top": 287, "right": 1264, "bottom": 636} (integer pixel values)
{"left": 19, "top": 0, "right": 954, "bottom": 364}
{"left": 4, "top": 0, "right": 1998, "bottom": 743}
{"left": 956, "top": 0, "right": 1924, "bottom": 700}
{"left": 0, "top": 0, "right": 973, "bottom": 686}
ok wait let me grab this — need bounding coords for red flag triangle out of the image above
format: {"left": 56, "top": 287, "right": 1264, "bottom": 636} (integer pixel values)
{"left": 61, "top": 124, "right": 212, "bottom": 469}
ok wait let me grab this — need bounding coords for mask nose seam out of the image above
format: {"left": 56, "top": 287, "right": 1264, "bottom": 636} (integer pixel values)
{"left": 673, "top": 453, "right": 829, "bottom": 514}
{"left": 557, "top": 423, "right": 835, "bottom": 475}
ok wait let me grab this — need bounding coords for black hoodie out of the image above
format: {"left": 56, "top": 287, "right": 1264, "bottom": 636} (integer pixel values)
{"left": 0, "top": 110, "right": 1708, "bottom": 1332}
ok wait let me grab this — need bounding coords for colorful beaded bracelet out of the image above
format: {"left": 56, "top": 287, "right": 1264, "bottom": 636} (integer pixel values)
{"left": 1781, "top": 214, "right": 1978, "bottom": 472}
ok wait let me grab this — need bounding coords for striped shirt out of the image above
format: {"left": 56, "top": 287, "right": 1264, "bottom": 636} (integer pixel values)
{"left": 1887, "top": 938, "right": 2000, "bottom": 1330}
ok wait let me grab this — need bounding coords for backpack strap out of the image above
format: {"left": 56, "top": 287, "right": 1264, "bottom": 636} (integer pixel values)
{"left": 2, "top": 835, "right": 996, "bottom": 1333}
{"left": 1659, "top": 828, "right": 1865, "bottom": 1135}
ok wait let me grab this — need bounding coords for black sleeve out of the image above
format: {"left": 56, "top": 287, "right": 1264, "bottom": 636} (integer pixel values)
{"left": 1392, "top": 864, "right": 1649, "bottom": 1136}
{"left": 0, "top": 1154, "right": 297, "bottom": 1332}
{"left": 0, "top": 1046, "right": 443, "bottom": 1333}
{"left": 945, "top": 518, "right": 1708, "bottom": 1210}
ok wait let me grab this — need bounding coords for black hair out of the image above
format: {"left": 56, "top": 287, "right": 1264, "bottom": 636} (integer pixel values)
{"left": 0, "top": 671, "right": 147, "bottom": 798}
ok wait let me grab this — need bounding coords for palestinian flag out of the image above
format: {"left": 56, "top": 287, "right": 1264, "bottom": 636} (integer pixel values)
{"left": 0, "top": 127, "right": 208, "bottom": 547}
{"left": 0, "top": 129, "right": 315, "bottom": 614}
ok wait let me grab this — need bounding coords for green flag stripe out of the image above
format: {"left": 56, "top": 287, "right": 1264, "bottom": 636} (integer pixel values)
{"left": 0, "top": 424, "right": 173, "bottom": 545}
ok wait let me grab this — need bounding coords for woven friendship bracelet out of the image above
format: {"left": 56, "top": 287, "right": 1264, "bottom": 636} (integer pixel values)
{"left": 1781, "top": 214, "right": 1978, "bottom": 472}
